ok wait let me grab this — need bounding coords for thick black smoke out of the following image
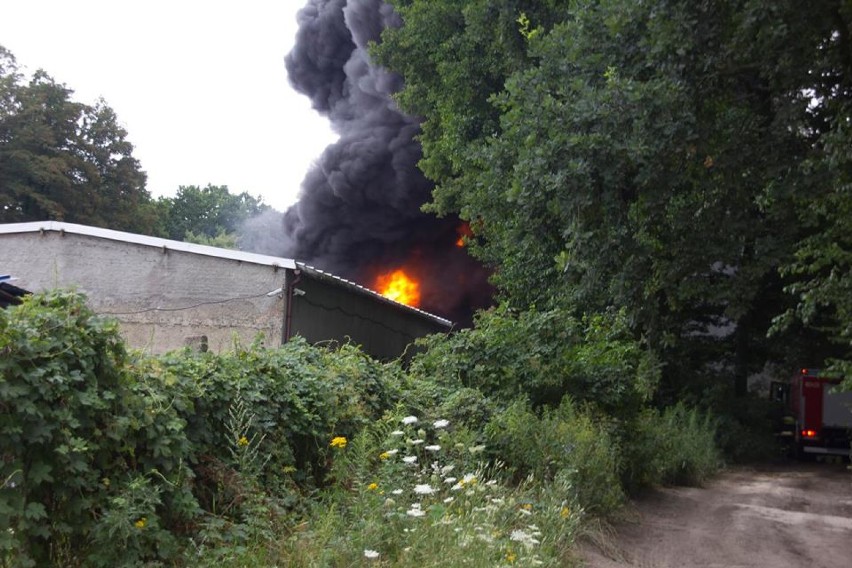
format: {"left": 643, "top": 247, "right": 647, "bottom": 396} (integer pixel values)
{"left": 272, "top": 0, "right": 491, "bottom": 323}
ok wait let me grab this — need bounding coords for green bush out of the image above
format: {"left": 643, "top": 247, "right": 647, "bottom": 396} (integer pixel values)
{"left": 0, "top": 291, "right": 197, "bottom": 567}
{"left": 436, "top": 387, "right": 494, "bottom": 429}
{"left": 410, "top": 306, "right": 658, "bottom": 416}
{"left": 711, "top": 395, "right": 781, "bottom": 463}
{"left": 0, "top": 291, "right": 406, "bottom": 566}
{"left": 485, "top": 398, "right": 623, "bottom": 516}
{"left": 152, "top": 338, "right": 403, "bottom": 491}
{"left": 620, "top": 403, "right": 721, "bottom": 490}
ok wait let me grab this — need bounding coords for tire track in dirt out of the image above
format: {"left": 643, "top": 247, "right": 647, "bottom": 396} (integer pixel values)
{"left": 578, "top": 463, "right": 852, "bottom": 568}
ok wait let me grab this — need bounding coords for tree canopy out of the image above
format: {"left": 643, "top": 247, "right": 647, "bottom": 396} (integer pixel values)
{"left": 376, "top": 0, "right": 852, "bottom": 393}
{"left": 157, "top": 184, "right": 269, "bottom": 247}
{"left": 0, "top": 45, "right": 155, "bottom": 233}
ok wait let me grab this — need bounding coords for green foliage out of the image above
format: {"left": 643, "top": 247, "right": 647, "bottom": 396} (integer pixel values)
{"left": 708, "top": 395, "right": 782, "bottom": 464}
{"left": 0, "top": 290, "right": 197, "bottom": 567}
{"left": 263, "top": 412, "right": 582, "bottom": 567}
{"left": 0, "top": 288, "right": 727, "bottom": 565}
{"left": 485, "top": 398, "right": 623, "bottom": 516}
{"left": 157, "top": 184, "right": 269, "bottom": 245}
{"left": 0, "top": 291, "right": 405, "bottom": 566}
{"left": 184, "top": 229, "right": 239, "bottom": 249}
{"left": 620, "top": 404, "right": 721, "bottom": 491}
{"left": 410, "top": 305, "right": 657, "bottom": 414}
{"left": 0, "top": 45, "right": 154, "bottom": 233}
{"left": 378, "top": 0, "right": 850, "bottom": 400}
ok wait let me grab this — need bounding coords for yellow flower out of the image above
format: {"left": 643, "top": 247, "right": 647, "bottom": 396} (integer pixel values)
{"left": 238, "top": 436, "right": 249, "bottom": 447}
{"left": 330, "top": 436, "right": 347, "bottom": 449}
{"left": 521, "top": 503, "right": 532, "bottom": 511}
{"left": 506, "top": 550, "right": 517, "bottom": 563}
{"left": 367, "top": 482, "right": 379, "bottom": 491}
{"left": 560, "top": 506, "right": 571, "bottom": 519}
{"left": 134, "top": 517, "right": 147, "bottom": 529}
{"left": 379, "top": 451, "right": 390, "bottom": 460}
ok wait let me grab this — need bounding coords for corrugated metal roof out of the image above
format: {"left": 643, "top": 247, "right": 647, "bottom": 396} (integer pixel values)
{"left": 0, "top": 221, "right": 454, "bottom": 328}
{"left": 296, "top": 263, "right": 453, "bottom": 328}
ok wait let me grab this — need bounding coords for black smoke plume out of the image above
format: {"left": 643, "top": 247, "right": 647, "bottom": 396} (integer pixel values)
{"left": 272, "top": 0, "right": 492, "bottom": 324}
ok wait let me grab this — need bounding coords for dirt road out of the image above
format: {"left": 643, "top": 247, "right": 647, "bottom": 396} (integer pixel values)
{"left": 579, "top": 462, "right": 852, "bottom": 568}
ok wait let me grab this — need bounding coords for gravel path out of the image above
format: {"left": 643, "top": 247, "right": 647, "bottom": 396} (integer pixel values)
{"left": 579, "top": 462, "right": 852, "bottom": 568}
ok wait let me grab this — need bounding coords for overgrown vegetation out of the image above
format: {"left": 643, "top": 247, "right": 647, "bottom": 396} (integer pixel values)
{"left": 1, "top": 291, "right": 722, "bottom": 566}
{"left": 8, "top": 1, "right": 847, "bottom": 565}
{"left": 374, "top": 0, "right": 852, "bottom": 400}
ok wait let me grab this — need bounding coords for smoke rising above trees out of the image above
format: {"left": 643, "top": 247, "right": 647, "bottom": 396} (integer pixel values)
{"left": 268, "top": 0, "right": 492, "bottom": 322}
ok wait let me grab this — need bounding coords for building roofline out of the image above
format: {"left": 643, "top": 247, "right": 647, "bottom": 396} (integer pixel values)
{"left": 0, "top": 221, "right": 298, "bottom": 270}
{"left": 296, "top": 263, "right": 453, "bottom": 329}
{"left": 0, "top": 221, "right": 455, "bottom": 329}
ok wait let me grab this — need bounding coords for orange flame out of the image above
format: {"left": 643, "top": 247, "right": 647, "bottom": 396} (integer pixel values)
{"left": 375, "top": 269, "right": 421, "bottom": 307}
{"left": 456, "top": 222, "right": 474, "bottom": 247}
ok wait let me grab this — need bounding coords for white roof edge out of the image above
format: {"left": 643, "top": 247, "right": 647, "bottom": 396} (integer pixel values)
{"left": 0, "top": 221, "right": 297, "bottom": 270}
{"left": 0, "top": 221, "right": 455, "bottom": 328}
{"left": 296, "top": 262, "right": 454, "bottom": 329}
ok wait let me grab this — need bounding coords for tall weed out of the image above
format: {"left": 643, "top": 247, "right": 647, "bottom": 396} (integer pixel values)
{"left": 621, "top": 403, "right": 721, "bottom": 490}
{"left": 485, "top": 398, "right": 623, "bottom": 515}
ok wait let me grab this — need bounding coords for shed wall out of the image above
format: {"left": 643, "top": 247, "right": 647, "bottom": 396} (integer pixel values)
{"left": 290, "top": 272, "right": 449, "bottom": 360}
{"left": 1, "top": 231, "right": 286, "bottom": 353}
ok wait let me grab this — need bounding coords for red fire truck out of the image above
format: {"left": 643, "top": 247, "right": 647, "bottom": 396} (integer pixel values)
{"left": 775, "top": 368, "right": 852, "bottom": 458}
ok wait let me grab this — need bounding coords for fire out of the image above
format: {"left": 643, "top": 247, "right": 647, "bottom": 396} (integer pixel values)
{"left": 456, "top": 222, "right": 474, "bottom": 247}
{"left": 375, "top": 269, "right": 421, "bottom": 307}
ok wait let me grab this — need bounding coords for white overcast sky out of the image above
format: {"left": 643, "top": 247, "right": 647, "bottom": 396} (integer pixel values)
{"left": 0, "top": 0, "right": 337, "bottom": 212}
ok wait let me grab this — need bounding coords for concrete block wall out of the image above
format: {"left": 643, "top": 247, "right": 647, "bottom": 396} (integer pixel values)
{"left": 2, "top": 230, "right": 286, "bottom": 353}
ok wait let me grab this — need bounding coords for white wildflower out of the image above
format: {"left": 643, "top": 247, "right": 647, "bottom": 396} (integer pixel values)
{"left": 364, "top": 549, "right": 380, "bottom": 559}
{"left": 444, "top": 477, "right": 458, "bottom": 484}
{"left": 425, "top": 445, "right": 441, "bottom": 452}
{"left": 433, "top": 419, "right": 450, "bottom": 429}
{"left": 486, "top": 479, "right": 497, "bottom": 486}
{"left": 391, "top": 430, "right": 405, "bottom": 436}
{"left": 402, "top": 455, "right": 417, "bottom": 464}
{"left": 441, "top": 464, "right": 455, "bottom": 475}
{"left": 410, "top": 439, "right": 424, "bottom": 445}
{"left": 443, "top": 496, "right": 454, "bottom": 504}
{"left": 392, "top": 489, "right": 404, "bottom": 495}
{"left": 385, "top": 448, "right": 399, "bottom": 456}
{"left": 406, "top": 505, "right": 426, "bottom": 517}
{"left": 462, "top": 473, "right": 477, "bottom": 484}
{"left": 510, "top": 529, "right": 540, "bottom": 548}
{"left": 402, "top": 416, "right": 418, "bottom": 425}
{"left": 413, "top": 484, "right": 435, "bottom": 495}
{"left": 468, "top": 444, "right": 486, "bottom": 454}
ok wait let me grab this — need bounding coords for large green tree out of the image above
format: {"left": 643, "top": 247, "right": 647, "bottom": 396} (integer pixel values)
{"left": 0, "top": 46, "right": 154, "bottom": 233}
{"left": 158, "top": 184, "right": 268, "bottom": 246}
{"left": 377, "top": 0, "right": 851, "bottom": 396}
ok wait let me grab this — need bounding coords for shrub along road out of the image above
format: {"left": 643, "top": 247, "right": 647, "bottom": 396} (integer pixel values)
{"left": 580, "top": 462, "right": 852, "bottom": 568}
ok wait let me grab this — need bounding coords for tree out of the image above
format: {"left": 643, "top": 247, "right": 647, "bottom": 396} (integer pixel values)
{"left": 0, "top": 45, "right": 154, "bottom": 233}
{"left": 377, "top": 1, "right": 850, "bottom": 397}
{"left": 158, "top": 184, "right": 269, "bottom": 246}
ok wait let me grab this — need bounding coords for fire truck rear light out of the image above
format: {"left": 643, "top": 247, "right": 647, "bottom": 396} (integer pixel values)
{"left": 801, "top": 429, "right": 818, "bottom": 438}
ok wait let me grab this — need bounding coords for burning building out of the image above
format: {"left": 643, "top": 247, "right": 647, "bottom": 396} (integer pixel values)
{"left": 0, "top": 221, "right": 451, "bottom": 359}
{"left": 244, "top": 0, "right": 493, "bottom": 324}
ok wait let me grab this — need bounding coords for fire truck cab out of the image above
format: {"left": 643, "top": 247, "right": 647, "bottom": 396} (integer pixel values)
{"left": 774, "top": 368, "right": 852, "bottom": 458}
